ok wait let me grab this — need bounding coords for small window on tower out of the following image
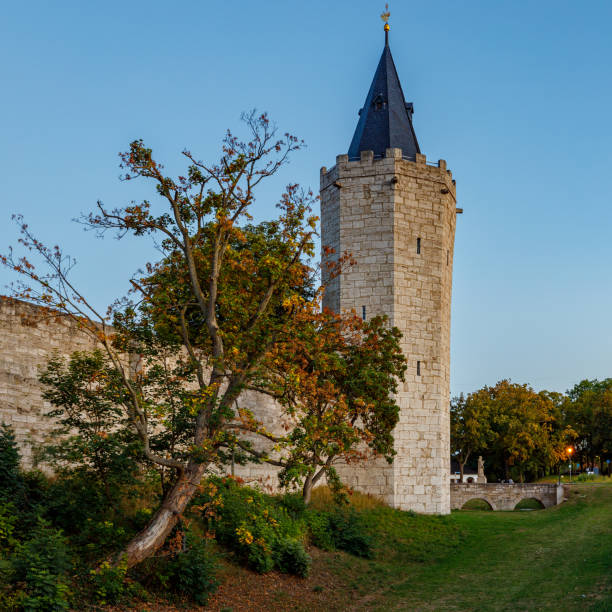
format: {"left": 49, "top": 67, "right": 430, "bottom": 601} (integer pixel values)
{"left": 417, "top": 238, "right": 421, "bottom": 254}
{"left": 447, "top": 250, "right": 449, "bottom": 265}
{"left": 417, "top": 360, "right": 421, "bottom": 376}
{"left": 362, "top": 305, "right": 366, "bottom": 321}
{"left": 373, "top": 93, "right": 386, "bottom": 111}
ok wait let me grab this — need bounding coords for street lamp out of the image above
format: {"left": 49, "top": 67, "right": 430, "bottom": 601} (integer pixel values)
{"left": 567, "top": 447, "right": 574, "bottom": 483}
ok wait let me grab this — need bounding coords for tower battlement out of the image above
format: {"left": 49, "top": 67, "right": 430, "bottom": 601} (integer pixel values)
{"left": 321, "top": 149, "right": 456, "bottom": 196}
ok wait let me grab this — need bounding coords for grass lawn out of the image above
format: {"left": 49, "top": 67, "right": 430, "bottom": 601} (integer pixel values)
{"left": 205, "top": 483, "right": 611, "bottom": 612}
{"left": 537, "top": 474, "right": 612, "bottom": 484}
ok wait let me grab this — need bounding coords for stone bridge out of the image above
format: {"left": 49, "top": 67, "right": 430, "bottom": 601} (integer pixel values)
{"left": 450, "top": 483, "right": 564, "bottom": 511}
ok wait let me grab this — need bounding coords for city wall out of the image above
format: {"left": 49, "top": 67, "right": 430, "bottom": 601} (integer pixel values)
{"left": 0, "top": 297, "right": 100, "bottom": 466}
{"left": 0, "top": 296, "right": 283, "bottom": 487}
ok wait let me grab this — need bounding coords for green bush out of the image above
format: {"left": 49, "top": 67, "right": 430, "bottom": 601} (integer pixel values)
{"left": 40, "top": 473, "right": 148, "bottom": 560}
{"left": 304, "top": 510, "right": 335, "bottom": 551}
{"left": 246, "top": 541, "right": 275, "bottom": 574}
{"left": 279, "top": 492, "right": 307, "bottom": 519}
{"left": 0, "top": 424, "right": 24, "bottom": 505}
{"left": 0, "top": 503, "right": 19, "bottom": 552}
{"left": 198, "top": 478, "right": 374, "bottom": 568}
{"left": 327, "top": 509, "right": 374, "bottom": 559}
{"left": 11, "top": 519, "right": 72, "bottom": 611}
{"left": 197, "top": 477, "right": 306, "bottom": 575}
{"left": 166, "top": 535, "right": 219, "bottom": 606}
{"left": 80, "top": 519, "right": 129, "bottom": 556}
{"left": 304, "top": 506, "right": 373, "bottom": 558}
{"left": 41, "top": 475, "right": 114, "bottom": 536}
{"left": 89, "top": 559, "right": 128, "bottom": 605}
{"left": 20, "top": 568, "right": 70, "bottom": 612}
{"left": 273, "top": 538, "right": 311, "bottom": 577}
{"left": 0, "top": 588, "right": 28, "bottom": 612}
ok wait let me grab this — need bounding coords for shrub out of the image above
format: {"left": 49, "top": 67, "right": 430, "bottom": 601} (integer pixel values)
{"left": 89, "top": 559, "right": 128, "bottom": 605}
{"left": 42, "top": 475, "right": 113, "bottom": 536}
{"left": 304, "top": 510, "right": 334, "bottom": 551}
{"left": 80, "top": 519, "right": 129, "bottom": 557}
{"left": 11, "top": 519, "right": 72, "bottom": 611}
{"left": 304, "top": 506, "right": 373, "bottom": 558}
{"left": 196, "top": 477, "right": 306, "bottom": 575}
{"left": 12, "top": 519, "right": 72, "bottom": 580}
{"left": 20, "top": 568, "right": 71, "bottom": 612}
{"left": 0, "top": 503, "right": 19, "bottom": 552}
{"left": 273, "top": 538, "right": 311, "bottom": 577}
{"left": 0, "top": 424, "right": 24, "bottom": 505}
{"left": 0, "top": 588, "right": 28, "bottom": 612}
{"left": 279, "top": 492, "right": 306, "bottom": 519}
{"left": 38, "top": 351, "right": 146, "bottom": 512}
{"left": 166, "top": 535, "right": 219, "bottom": 606}
{"left": 327, "top": 509, "right": 374, "bottom": 559}
{"left": 245, "top": 540, "right": 275, "bottom": 574}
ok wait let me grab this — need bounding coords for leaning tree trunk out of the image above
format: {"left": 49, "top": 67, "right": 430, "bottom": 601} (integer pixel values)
{"left": 302, "top": 467, "right": 327, "bottom": 506}
{"left": 303, "top": 473, "right": 314, "bottom": 505}
{"left": 117, "top": 462, "right": 208, "bottom": 568}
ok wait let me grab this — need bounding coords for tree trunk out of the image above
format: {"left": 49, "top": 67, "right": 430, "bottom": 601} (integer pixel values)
{"left": 504, "top": 458, "right": 510, "bottom": 480}
{"left": 459, "top": 462, "right": 465, "bottom": 483}
{"left": 302, "top": 473, "right": 314, "bottom": 505}
{"left": 117, "top": 462, "right": 207, "bottom": 568}
{"left": 302, "top": 467, "right": 327, "bottom": 505}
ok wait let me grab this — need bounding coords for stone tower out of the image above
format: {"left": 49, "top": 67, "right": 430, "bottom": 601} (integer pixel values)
{"left": 320, "top": 23, "right": 458, "bottom": 514}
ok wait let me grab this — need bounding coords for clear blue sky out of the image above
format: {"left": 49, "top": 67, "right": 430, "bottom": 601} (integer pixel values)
{"left": 1, "top": 0, "right": 611, "bottom": 396}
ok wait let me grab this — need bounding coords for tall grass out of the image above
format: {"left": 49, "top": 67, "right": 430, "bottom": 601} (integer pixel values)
{"left": 574, "top": 473, "right": 612, "bottom": 483}
{"left": 308, "top": 486, "right": 387, "bottom": 511}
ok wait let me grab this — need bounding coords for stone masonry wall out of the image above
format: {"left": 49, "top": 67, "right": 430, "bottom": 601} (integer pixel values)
{"left": 321, "top": 148, "right": 457, "bottom": 514}
{"left": 0, "top": 296, "right": 285, "bottom": 487}
{"left": 0, "top": 297, "right": 98, "bottom": 467}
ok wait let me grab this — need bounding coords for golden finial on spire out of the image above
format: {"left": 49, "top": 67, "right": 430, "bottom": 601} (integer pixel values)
{"left": 381, "top": 3, "right": 390, "bottom": 31}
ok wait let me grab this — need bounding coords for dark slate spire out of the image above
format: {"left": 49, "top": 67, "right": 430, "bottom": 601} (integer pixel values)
{"left": 348, "top": 23, "right": 420, "bottom": 160}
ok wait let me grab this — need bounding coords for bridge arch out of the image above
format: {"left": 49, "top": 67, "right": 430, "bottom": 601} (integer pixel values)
{"left": 460, "top": 498, "right": 495, "bottom": 511}
{"left": 514, "top": 497, "right": 545, "bottom": 511}
{"left": 451, "top": 483, "right": 563, "bottom": 511}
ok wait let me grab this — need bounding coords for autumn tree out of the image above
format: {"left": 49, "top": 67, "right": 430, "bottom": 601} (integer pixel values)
{"left": 450, "top": 390, "right": 495, "bottom": 482}
{"left": 2, "top": 113, "right": 336, "bottom": 567}
{"left": 233, "top": 311, "right": 406, "bottom": 504}
{"left": 452, "top": 380, "right": 576, "bottom": 482}
{"left": 566, "top": 379, "right": 612, "bottom": 472}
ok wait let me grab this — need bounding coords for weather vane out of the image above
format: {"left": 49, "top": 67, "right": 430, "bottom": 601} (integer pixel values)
{"left": 381, "top": 3, "right": 390, "bottom": 44}
{"left": 380, "top": 3, "right": 390, "bottom": 30}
